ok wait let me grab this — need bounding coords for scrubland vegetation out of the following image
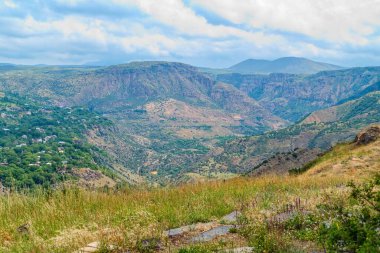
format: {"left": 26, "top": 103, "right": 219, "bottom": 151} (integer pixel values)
{"left": 0, "top": 169, "right": 378, "bottom": 252}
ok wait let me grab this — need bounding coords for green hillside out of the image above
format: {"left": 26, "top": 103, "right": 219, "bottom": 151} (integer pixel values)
{"left": 0, "top": 93, "right": 113, "bottom": 189}
{"left": 196, "top": 91, "right": 380, "bottom": 175}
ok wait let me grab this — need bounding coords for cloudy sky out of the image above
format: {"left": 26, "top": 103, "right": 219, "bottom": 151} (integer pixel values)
{"left": 1, "top": 0, "right": 380, "bottom": 67}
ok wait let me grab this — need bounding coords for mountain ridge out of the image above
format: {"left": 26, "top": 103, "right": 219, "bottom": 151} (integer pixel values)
{"left": 228, "top": 57, "right": 343, "bottom": 74}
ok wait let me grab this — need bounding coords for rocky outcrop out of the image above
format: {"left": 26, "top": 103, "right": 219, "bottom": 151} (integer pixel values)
{"left": 355, "top": 125, "right": 380, "bottom": 145}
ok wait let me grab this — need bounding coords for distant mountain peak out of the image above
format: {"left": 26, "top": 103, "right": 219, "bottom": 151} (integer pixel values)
{"left": 105, "top": 61, "right": 196, "bottom": 71}
{"left": 229, "top": 57, "right": 343, "bottom": 74}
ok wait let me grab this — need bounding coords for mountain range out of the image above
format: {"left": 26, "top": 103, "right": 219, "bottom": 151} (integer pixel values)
{"left": 0, "top": 57, "right": 379, "bottom": 184}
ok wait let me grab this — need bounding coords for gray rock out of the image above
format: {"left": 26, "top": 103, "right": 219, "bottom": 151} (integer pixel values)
{"left": 164, "top": 222, "right": 214, "bottom": 237}
{"left": 165, "top": 224, "right": 197, "bottom": 237}
{"left": 222, "top": 247, "right": 254, "bottom": 253}
{"left": 221, "top": 211, "right": 241, "bottom": 223}
{"left": 190, "top": 225, "right": 234, "bottom": 242}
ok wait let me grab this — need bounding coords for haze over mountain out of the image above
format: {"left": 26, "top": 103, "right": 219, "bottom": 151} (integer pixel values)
{"left": 228, "top": 57, "right": 344, "bottom": 74}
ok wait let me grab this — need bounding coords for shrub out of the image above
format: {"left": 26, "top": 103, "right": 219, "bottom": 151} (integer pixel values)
{"left": 317, "top": 174, "right": 380, "bottom": 252}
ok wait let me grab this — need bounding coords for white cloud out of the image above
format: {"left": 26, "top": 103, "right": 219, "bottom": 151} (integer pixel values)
{"left": 0, "top": 0, "right": 379, "bottom": 66}
{"left": 3, "top": 0, "right": 17, "bottom": 8}
{"left": 191, "top": 0, "right": 380, "bottom": 45}
{"left": 0, "top": 14, "right": 206, "bottom": 63}
{"left": 113, "top": 0, "right": 284, "bottom": 46}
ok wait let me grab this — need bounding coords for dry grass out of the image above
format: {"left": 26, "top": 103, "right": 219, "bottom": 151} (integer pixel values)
{"left": 1, "top": 138, "right": 378, "bottom": 252}
{"left": 0, "top": 175, "right": 348, "bottom": 252}
{"left": 304, "top": 139, "right": 380, "bottom": 179}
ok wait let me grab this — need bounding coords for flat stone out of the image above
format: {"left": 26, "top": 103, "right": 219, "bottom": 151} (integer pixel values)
{"left": 190, "top": 225, "right": 234, "bottom": 242}
{"left": 223, "top": 247, "right": 254, "bottom": 253}
{"left": 221, "top": 211, "right": 241, "bottom": 223}
{"left": 165, "top": 224, "right": 195, "bottom": 237}
{"left": 164, "top": 222, "right": 215, "bottom": 237}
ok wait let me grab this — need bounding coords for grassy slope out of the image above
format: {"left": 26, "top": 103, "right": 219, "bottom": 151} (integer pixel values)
{"left": 1, "top": 128, "right": 377, "bottom": 252}
{"left": 4, "top": 128, "right": 380, "bottom": 252}
{"left": 0, "top": 176, "right": 347, "bottom": 252}
{"left": 304, "top": 137, "right": 380, "bottom": 179}
{"left": 0, "top": 147, "right": 378, "bottom": 252}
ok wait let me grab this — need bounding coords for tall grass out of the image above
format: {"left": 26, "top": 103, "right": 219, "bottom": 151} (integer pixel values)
{"left": 0, "top": 175, "right": 347, "bottom": 252}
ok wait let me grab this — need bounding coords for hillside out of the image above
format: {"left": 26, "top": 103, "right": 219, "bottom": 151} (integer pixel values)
{"left": 0, "top": 125, "right": 378, "bottom": 252}
{"left": 302, "top": 125, "right": 380, "bottom": 178}
{"left": 0, "top": 62, "right": 287, "bottom": 181}
{"left": 0, "top": 62, "right": 284, "bottom": 134}
{"left": 302, "top": 91, "right": 380, "bottom": 124}
{"left": 196, "top": 91, "right": 380, "bottom": 175}
{"left": 217, "top": 67, "right": 380, "bottom": 121}
{"left": 247, "top": 124, "right": 380, "bottom": 178}
{"left": 0, "top": 93, "right": 116, "bottom": 189}
{"left": 228, "top": 57, "right": 343, "bottom": 74}
{"left": 247, "top": 148, "right": 322, "bottom": 177}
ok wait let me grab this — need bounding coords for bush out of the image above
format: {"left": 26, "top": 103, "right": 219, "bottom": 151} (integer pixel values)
{"left": 317, "top": 175, "right": 380, "bottom": 252}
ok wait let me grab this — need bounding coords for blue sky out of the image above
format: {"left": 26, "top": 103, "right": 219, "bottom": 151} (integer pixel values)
{"left": 1, "top": 0, "right": 380, "bottom": 68}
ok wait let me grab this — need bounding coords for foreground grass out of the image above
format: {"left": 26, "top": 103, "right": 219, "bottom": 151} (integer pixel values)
{"left": 0, "top": 175, "right": 347, "bottom": 252}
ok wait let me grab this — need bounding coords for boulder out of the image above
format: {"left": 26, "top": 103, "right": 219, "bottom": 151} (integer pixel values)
{"left": 354, "top": 125, "right": 380, "bottom": 145}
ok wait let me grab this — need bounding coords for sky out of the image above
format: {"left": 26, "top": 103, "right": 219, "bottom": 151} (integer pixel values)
{"left": 1, "top": 0, "right": 380, "bottom": 68}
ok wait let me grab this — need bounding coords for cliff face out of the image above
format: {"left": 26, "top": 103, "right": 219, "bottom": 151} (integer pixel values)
{"left": 70, "top": 62, "right": 216, "bottom": 109}
{"left": 217, "top": 67, "right": 380, "bottom": 121}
